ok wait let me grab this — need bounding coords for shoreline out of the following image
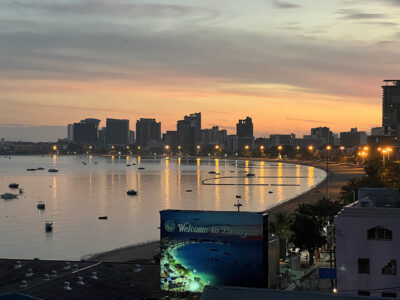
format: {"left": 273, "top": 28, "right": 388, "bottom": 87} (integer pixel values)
{"left": 87, "top": 159, "right": 363, "bottom": 263}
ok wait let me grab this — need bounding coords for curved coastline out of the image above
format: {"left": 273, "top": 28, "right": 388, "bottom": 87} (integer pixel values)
{"left": 87, "top": 159, "right": 363, "bottom": 262}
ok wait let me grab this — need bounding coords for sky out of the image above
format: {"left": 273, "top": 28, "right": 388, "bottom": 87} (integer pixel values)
{"left": 1, "top": 0, "right": 399, "bottom": 140}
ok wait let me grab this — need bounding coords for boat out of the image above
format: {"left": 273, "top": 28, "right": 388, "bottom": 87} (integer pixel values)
{"left": 9, "top": 183, "right": 19, "bottom": 189}
{"left": 37, "top": 202, "right": 45, "bottom": 210}
{"left": 208, "top": 171, "right": 216, "bottom": 174}
{"left": 26, "top": 168, "right": 37, "bottom": 171}
{"left": 127, "top": 189, "right": 138, "bottom": 196}
{"left": 268, "top": 191, "right": 274, "bottom": 194}
{"left": 246, "top": 173, "right": 256, "bottom": 177}
{"left": 126, "top": 164, "right": 131, "bottom": 167}
{"left": 98, "top": 216, "right": 108, "bottom": 220}
{"left": 45, "top": 221, "right": 53, "bottom": 232}
{"left": 186, "top": 189, "right": 192, "bottom": 192}
{"left": 1, "top": 193, "right": 18, "bottom": 200}
{"left": 138, "top": 167, "right": 145, "bottom": 170}
{"left": 48, "top": 169, "right": 58, "bottom": 173}
{"left": 19, "top": 188, "right": 23, "bottom": 194}
{"left": 37, "top": 167, "right": 45, "bottom": 170}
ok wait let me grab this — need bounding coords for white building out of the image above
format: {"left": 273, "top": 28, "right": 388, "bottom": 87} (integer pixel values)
{"left": 335, "top": 188, "right": 400, "bottom": 298}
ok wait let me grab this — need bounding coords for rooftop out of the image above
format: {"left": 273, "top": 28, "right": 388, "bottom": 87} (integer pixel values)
{"left": 0, "top": 259, "right": 165, "bottom": 300}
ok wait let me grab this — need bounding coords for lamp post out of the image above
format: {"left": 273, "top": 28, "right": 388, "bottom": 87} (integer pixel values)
{"left": 260, "top": 145, "right": 264, "bottom": 157}
{"left": 277, "top": 145, "right": 283, "bottom": 159}
{"left": 326, "top": 145, "right": 332, "bottom": 199}
{"left": 196, "top": 145, "right": 201, "bottom": 156}
{"left": 382, "top": 149, "right": 387, "bottom": 168}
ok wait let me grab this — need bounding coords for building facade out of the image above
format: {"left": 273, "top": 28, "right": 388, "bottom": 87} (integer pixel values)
{"left": 136, "top": 118, "right": 161, "bottom": 147}
{"left": 237, "top": 117, "right": 254, "bottom": 151}
{"left": 105, "top": 118, "right": 129, "bottom": 147}
{"left": 177, "top": 113, "right": 201, "bottom": 152}
{"left": 340, "top": 128, "right": 367, "bottom": 148}
{"left": 72, "top": 118, "right": 100, "bottom": 146}
{"left": 382, "top": 80, "right": 400, "bottom": 138}
{"left": 336, "top": 188, "right": 400, "bottom": 298}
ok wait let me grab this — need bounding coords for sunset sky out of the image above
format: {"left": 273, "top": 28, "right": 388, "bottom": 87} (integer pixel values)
{"left": 1, "top": 0, "right": 400, "bottom": 139}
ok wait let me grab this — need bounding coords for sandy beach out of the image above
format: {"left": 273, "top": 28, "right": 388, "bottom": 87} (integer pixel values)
{"left": 87, "top": 161, "right": 364, "bottom": 263}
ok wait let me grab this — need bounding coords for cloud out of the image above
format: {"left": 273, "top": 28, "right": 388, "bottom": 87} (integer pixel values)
{"left": 285, "top": 118, "right": 331, "bottom": 124}
{"left": 269, "top": 0, "right": 301, "bottom": 9}
{"left": 4, "top": 0, "right": 219, "bottom": 21}
{"left": 336, "top": 9, "right": 387, "bottom": 20}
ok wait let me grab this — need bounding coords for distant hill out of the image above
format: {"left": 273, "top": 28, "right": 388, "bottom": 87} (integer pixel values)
{"left": 0, "top": 126, "right": 66, "bottom": 142}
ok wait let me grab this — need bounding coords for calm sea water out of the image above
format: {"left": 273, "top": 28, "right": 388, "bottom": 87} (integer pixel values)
{"left": 0, "top": 155, "right": 325, "bottom": 260}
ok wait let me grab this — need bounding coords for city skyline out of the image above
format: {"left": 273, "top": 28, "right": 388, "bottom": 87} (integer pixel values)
{"left": 2, "top": 0, "right": 399, "bottom": 137}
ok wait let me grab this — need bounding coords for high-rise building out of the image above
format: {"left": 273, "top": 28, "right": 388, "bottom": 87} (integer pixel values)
{"left": 382, "top": 80, "right": 400, "bottom": 137}
{"left": 311, "top": 127, "right": 334, "bottom": 145}
{"left": 136, "top": 118, "right": 161, "bottom": 147}
{"left": 67, "top": 124, "right": 74, "bottom": 142}
{"left": 237, "top": 117, "right": 253, "bottom": 138}
{"left": 72, "top": 118, "right": 100, "bottom": 145}
{"left": 177, "top": 113, "right": 201, "bottom": 152}
{"left": 201, "top": 126, "right": 227, "bottom": 147}
{"left": 236, "top": 117, "right": 254, "bottom": 151}
{"left": 105, "top": 118, "right": 129, "bottom": 147}
{"left": 340, "top": 128, "right": 367, "bottom": 148}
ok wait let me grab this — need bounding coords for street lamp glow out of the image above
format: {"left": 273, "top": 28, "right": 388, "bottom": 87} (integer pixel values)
{"left": 111, "top": 145, "right": 115, "bottom": 149}
{"left": 296, "top": 146, "right": 300, "bottom": 150}
{"left": 52, "top": 145, "right": 57, "bottom": 151}
{"left": 260, "top": 145, "right": 264, "bottom": 150}
{"left": 363, "top": 146, "right": 369, "bottom": 151}
{"left": 165, "top": 145, "right": 170, "bottom": 150}
{"left": 340, "top": 146, "right": 345, "bottom": 150}
{"left": 137, "top": 146, "right": 141, "bottom": 150}
{"left": 244, "top": 145, "right": 249, "bottom": 150}
{"left": 308, "top": 145, "right": 314, "bottom": 151}
{"left": 126, "top": 146, "right": 130, "bottom": 150}
{"left": 177, "top": 145, "right": 181, "bottom": 150}
{"left": 196, "top": 145, "right": 201, "bottom": 150}
{"left": 326, "top": 145, "right": 332, "bottom": 151}
{"left": 277, "top": 145, "right": 283, "bottom": 151}
{"left": 215, "top": 145, "right": 220, "bottom": 150}
{"left": 386, "top": 147, "right": 393, "bottom": 152}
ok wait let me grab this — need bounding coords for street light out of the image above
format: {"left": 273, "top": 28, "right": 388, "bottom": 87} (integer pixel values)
{"left": 165, "top": 145, "right": 170, "bottom": 150}
{"left": 244, "top": 145, "right": 249, "bottom": 150}
{"left": 178, "top": 145, "right": 182, "bottom": 150}
{"left": 326, "top": 145, "right": 332, "bottom": 199}
{"left": 308, "top": 145, "right": 314, "bottom": 151}
{"left": 215, "top": 145, "right": 220, "bottom": 150}
{"left": 52, "top": 145, "right": 57, "bottom": 151}
{"left": 296, "top": 146, "right": 300, "bottom": 151}
{"left": 386, "top": 147, "right": 393, "bottom": 162}
{"left": 260, "top": 145, "right": 264, "bottom": 151}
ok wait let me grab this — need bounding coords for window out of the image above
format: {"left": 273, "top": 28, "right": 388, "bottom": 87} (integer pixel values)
{"left": 382, "top": 292, "right": 396, "bottom": 298}
{"left": 358, "top": 258, "right": 370, "bottom": 274}
{"left": 367, "top": 227, "right": 392, "bottom": 241}
{"left": 382, "top": 260, "right": 397, "bottom": 275}
{"left": 358, "top": 291, "right": 370, "bottom": 296}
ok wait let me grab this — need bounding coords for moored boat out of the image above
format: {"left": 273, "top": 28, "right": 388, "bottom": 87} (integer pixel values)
{"left": 127, "top": 189, "right": 138, "bottom": 196}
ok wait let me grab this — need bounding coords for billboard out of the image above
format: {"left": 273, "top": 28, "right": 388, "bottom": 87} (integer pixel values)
{"left": 160, "top": 210, "right": 268, "bottom": 293}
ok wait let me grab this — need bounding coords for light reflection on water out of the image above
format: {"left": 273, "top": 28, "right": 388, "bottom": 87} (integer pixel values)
{"left": 0, "top": 156, "right": 325, "bottom": 260}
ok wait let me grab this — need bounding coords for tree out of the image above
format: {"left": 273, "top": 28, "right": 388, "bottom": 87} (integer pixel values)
{"left": 340, "top": 178, "right": 360, "bottom": 205}
{"left": 269, "top": 212, "right": 292, "bottom": 240}
{"left": 291, "top": 213, "right": 326, "bottom": 266}
{"left": 312, "top": 197, "right": 343, "bottom": 223}
{"left": 381, "top": 163, "right": 400, "bottom": 188}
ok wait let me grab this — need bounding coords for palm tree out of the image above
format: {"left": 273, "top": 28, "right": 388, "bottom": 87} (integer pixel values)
{"left": 339, "top": 178, "right": 360, "bottom": 205}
